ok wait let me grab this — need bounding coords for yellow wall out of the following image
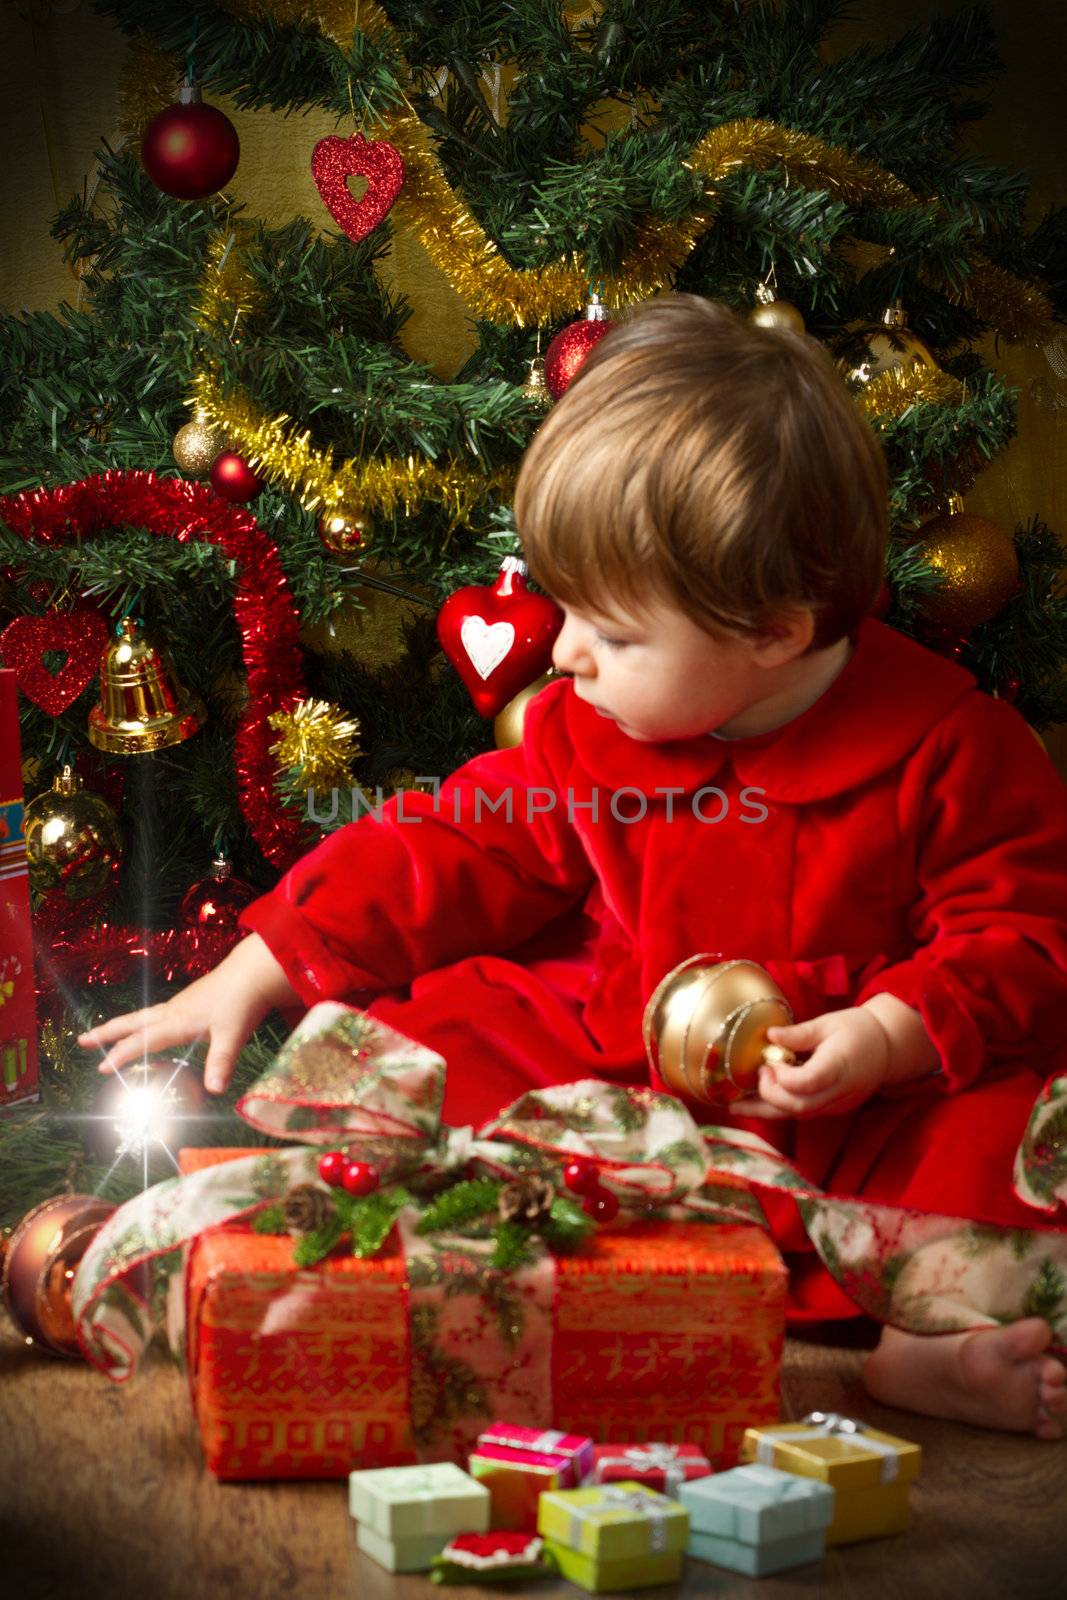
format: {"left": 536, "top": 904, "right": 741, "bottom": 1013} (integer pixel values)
{"left": 2, "top": 0, "right": 1065, "bottom": 769}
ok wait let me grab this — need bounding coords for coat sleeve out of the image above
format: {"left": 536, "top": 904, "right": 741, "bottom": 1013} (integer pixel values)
{"left": 850, "top": 694, "right": 1067, "bottom": 1092}
{"left": 239, "top": 681, "right": 595, "bottom": 1006}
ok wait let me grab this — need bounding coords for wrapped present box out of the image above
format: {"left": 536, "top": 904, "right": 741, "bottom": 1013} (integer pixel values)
{"left": 0, "top": 670, "right": 39, "bottom": 1112}
{"left": 469, "top": 1423, "right": 593, "bottom": 1531}
{"left": 680, "top": 1463, "right": 834, "bottom": 1576}
{"left": 180, "top": 1147, "right": 785, "bottom": 1482}
{"left": 589, "top": 1441, "right": 711, "bottom": 1496}
{"left": 741, "top": 1415, "right": 921, "bottom": 1545}
{"left": 349, "top": 1462, "right": 489, "bottom": 1573}
{"left": 538, "top": 1480, "right": 689, "bottom": 1593}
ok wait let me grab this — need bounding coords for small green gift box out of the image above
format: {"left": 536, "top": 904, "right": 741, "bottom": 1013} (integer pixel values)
{"left": 538, "top": 1480, "right": 690, "bottom": 1560}
{"left": 680, "top": 1464, "right": 834, "bottom": 1577}
{"left": 349, "top": 1462, "right": 490, "bottom": 1543}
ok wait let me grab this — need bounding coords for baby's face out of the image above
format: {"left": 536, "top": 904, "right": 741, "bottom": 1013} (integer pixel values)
{"left": 550, "top": 595, "right": 771, "bottom": 743}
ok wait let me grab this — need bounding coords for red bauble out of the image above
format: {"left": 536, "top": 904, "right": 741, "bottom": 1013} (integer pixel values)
{"left": 310, "top": 133, "right": 405, "bottom": 244}
{"left": 210, "top": 451, "right": 263, "bottom": 502}
{"left": 140, "top": 86, "right": 240, "bottom": 200}
{"left": 318, "top": 1151, "right": 348, "bottom": 1188}
{"left": 341, "top": 1159, "right": 380, "bottom": 1197}
{"left": 562, "top": 1158, "right": 600, "bottom": 1196}
{"left": 544, "top": 296, "right": 616, "bottom": 399}
{"left": 581, "top": 1187, "right": 620, "bottom": 1222}
{"left": 436, "top": 557, "right": 563, "bottom": 719}
{"left": 179, "top": 856, "right": 257, "bottom": 933}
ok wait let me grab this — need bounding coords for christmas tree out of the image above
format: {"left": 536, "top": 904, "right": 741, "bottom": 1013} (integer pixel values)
{"left": 1, "top": 0, "right": 1065, "bottom": 1222}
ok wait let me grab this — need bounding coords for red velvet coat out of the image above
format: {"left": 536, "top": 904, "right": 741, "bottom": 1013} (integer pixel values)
{"left": 242, "top": 617, "right": 1067, "bottom": 1319}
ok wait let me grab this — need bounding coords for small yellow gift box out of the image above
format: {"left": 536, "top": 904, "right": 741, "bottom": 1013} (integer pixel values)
{"left": 740, "top": 1412, "right": 921, "bottom": 1545}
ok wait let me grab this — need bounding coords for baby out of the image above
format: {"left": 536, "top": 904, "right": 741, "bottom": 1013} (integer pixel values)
{"left": 82, "top": 293, "right": 1067, "bottom": 1438}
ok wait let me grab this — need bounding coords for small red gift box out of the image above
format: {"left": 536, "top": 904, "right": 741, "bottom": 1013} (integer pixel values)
{"left": 590, "top": 1441, "right": 712, "bottom": 1495}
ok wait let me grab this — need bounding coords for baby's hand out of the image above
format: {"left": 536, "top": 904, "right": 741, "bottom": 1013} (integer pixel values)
{"left": 730, "top": 1006, "right": 891, "bottom": 1119}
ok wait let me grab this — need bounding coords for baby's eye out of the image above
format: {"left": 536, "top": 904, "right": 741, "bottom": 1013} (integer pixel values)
{"left": 595, "top": 634, "right": 630, "bottom": 651}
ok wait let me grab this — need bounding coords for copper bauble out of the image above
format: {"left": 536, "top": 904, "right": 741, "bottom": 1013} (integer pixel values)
{"left": 748, "top": 283, "right": 805, "bottom": 334}
{"left": 172, "top": 416, "right": 224, "bottom": 475}
{"left": 836, "top": 304, "right": 937, "bottom": 392}
{"left": 643, "top": 955, "right": 796, "bottom": 1104}
{"left": 2, "top": 1194, "right": 114, "bottom": 1355}
{"left": 493, "top": 671, "right": 557, "bottom": 748}
{"left": 88, "top": 1058, "right": 209, "bottom": 1165}
{"left": 917, "top": 511, "right": 1020, "bottom": 631}
{"left": 89, "top": 617, "right": 206, "bottom": 754}
{"left": 24, "top": 764, "right": 123, "bottom": 902}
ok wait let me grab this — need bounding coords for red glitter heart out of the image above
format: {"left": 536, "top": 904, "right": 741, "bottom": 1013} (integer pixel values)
{"left": 0, "top": 608, "right": 109, "bottom": 715}
{"left": 310, "top": 133, "right": 404, "bottom": 243}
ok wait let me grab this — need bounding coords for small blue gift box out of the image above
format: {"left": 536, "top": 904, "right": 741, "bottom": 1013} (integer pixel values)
{"left": 679, "top": 1463, "right": 834, "bottom": 1577}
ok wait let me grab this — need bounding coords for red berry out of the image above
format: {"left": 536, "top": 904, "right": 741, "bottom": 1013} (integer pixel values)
{"left": 562, "top": 1158, "right": 600, "bottom": 1195}
{"left": 318, "top": 1150, "right": 347, "bottom": 1187}
{"left": 582, "top": 1187, "right": 620, "bottom": 1222}
{"left": 341, "top": 1159, "right": 380, "bottom": 1197}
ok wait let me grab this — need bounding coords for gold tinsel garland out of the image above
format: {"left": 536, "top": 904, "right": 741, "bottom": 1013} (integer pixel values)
{"left": 268, "top": 697, "right": 362, "bottom": 790}
{"left": 854, "top": 364, "right": 965, "bottom": 421}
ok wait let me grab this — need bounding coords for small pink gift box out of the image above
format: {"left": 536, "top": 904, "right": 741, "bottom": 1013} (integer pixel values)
{"left": 469, "top": 1425, "right": 595, "bottom": 1530}
{"left": 590, "top": 1442, "right": 713, "bottom": 1496}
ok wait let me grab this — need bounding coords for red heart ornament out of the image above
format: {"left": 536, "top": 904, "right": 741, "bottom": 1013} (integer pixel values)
{"left": 0, "top": 607, "right": 110, "bottom": 715}
{"left": 437, "top": 559, "right": 563, "bottom": 718}
{"left": 310, "top": 133, "right": 405, "bottom": 243}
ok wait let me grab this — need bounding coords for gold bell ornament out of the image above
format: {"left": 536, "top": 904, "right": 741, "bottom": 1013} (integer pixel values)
{"left": 519, "top": 355, "right": 554, "bottom": 415}
{"left": 494, "top": 670, "right": 558, "bottom": 748}
{"left": 748, "top": 281, "right": 806, "bottom": 334}
{"left": 643, "top": 955, "right": 797, "bottom": 1104}
{"left": 89, "top": 617, "right": 206, "bottom": 755}
{"left": 24, "top": 764, "right": 124, "bottom": 902}
{"left": 836, "top": 303, "right": 937, "bottom": 392}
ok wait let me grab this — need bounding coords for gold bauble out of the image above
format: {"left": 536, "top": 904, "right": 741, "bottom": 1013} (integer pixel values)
{"left": 89, "top": 617, "right": 206, "bottom": 755}
{"left": 643, "top": 955, "right": 796, "bottom": 1105}
{"left": 1, "top": 1194, "right": 115, "bottom": 1355}
{"left": 836, "top": 303, "right": 937, "bottom": 392}
{"left": 88, "top": 1058, "right": 209, "bottom": 1165}
{"left": 917, "top": 511, "right": 1020, "bottom": 631}
{"left": 172, "top": 416, "right": 224, "bottom": 476}
{"left": 748, "top": 283, "right": 805, "bottom": 334}
{"left": 520, "top": 356, "right": 554, "bottom": 415}
{"left": 24, "top": 765, "right": 124, "bottom": 902}
{"left": 319, "top": 508, "right": 370, "bottom": 554}
{"left": 494, "top": 671, "right": 557, "bottom": 748}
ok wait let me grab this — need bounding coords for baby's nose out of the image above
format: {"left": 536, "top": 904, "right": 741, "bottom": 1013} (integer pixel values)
{"left": 551, "top": 617, "right": 590, "bottom": 676}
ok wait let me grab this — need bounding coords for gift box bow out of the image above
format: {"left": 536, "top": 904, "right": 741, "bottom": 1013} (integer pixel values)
{"left": 592, "top": 1442, "right": 707, "bottom": 1495}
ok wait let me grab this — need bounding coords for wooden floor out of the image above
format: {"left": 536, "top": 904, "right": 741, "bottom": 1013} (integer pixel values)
{"left": 2, "top": 1310, "right": 1065, "bottom": 1600}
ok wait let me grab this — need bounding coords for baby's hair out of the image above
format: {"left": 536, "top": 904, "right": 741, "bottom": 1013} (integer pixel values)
{"left": 514, "top": 293, "right": 888, "bottom": 652}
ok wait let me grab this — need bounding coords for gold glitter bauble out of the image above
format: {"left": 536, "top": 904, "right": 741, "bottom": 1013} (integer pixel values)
{"left": 172, "top": 416, "right": 224, "bottom": 476}
{"left": 643, "top": 955, "right": 796, "bottom": 1105}
{"left": 917, "top": 511, "right": 1020, "bottom": 631}
{"left": 494, "top": 671, "right": 556, "bottom": 748}
{"left": 519, "top": 356, "right": 553, "bottom": 414}
{"left": 318, "top": 509, "right": 370, "bottom": 554}
{"left": 836, "top": 304, "right": 937, "bottom": 392}
{"left": 24, "top": 765, "right": 123, "bottom": 902}
{"left": 748, "top": 283, "right": 805, "bottom": 334}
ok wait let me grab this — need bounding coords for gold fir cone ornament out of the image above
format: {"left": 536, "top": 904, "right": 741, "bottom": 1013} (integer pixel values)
{"left": 172, "top": 414, "right": 224, "bottom": 475}
{"left": 748, "top": 282, "right": 806, "bottom": 334}
{"left": 268, "top": 698, "right": 362, "bottom": 791}
{"left": 916, "top": 505, "right": 1021, "bottom": 631}
{"left": 24, "top": 765, "right": 124, "bottom": 901}
{"left": 89, "top": 618, "right": 206, "bottom": 755}
{"left": 519, "top": 355, "right": 554, "bottom": 414}
{"left": 643, "top": 955, "right": 796, "bottom": 1105}
{"left": 494, "top": 671, "right": 557, "bottom": 749}
{"left": 836, "top": 303, "right": 938, "bottom": 393}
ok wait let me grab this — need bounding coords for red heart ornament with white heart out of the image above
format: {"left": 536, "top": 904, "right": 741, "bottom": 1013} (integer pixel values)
{"left": 0, "top": 608, "right": 110, "bottom": 715}
{"left": 310, "top": 133, "right": 405, "bottom": 243}
{"left": 437, "top": 559, "right": 564, "bottom": 718}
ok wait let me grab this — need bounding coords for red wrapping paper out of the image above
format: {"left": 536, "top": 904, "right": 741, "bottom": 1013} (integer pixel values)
{"left": 0, "top": 670, "right": 38, "bottom": 1110}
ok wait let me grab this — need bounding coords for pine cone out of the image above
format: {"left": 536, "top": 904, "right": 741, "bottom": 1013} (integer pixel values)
{"left": 498, "top": 1175, "right": 555, "bottom": 1229}
{"left": 283, "top": 1182, "right": 336, "bottom": 1235}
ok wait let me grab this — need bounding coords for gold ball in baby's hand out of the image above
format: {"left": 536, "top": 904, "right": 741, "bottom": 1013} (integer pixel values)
{"left": 172, "top": 417, "right": 224, "bottom": 476}
{"left": 643, "top": 955, "right": 794, "bottom": 1105}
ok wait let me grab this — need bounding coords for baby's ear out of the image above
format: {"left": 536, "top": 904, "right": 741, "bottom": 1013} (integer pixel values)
{"left": 751, "top": 606, "right": 815, "bottom": 665}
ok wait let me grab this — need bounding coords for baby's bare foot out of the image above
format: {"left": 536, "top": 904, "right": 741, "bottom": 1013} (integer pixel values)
{"left": 862, "top": 1318, "right": 1067, "bottom": 1439}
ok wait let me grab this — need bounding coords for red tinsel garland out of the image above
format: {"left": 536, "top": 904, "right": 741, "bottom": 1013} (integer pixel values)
{"left": 0, "top": 469, "right": 310, "bottom": 992}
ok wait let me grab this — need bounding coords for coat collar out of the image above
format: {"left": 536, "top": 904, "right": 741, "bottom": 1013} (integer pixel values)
{"left": 558, "top": 617, "right": 978, "bottom": 803}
